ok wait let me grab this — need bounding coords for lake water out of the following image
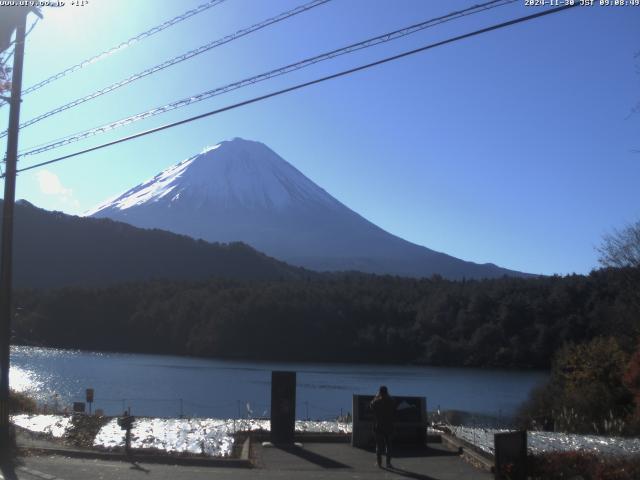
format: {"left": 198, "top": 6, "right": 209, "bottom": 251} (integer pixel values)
{"left": 10, "top": 346, "right": 547, "bottom": 420}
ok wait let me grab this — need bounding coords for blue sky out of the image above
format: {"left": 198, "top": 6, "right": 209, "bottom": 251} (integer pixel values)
{"left": 1, "top": 0, "right": 638, "bottom": 276}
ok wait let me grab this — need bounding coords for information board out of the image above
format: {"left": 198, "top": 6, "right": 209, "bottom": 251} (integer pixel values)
{"left": 352, "top": 394, "right": 426, "bottom": 448}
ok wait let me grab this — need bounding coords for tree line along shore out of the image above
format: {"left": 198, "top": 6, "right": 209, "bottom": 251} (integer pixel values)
{"left": 11, "top": 267, "right": 636, "bottom": 368}
{"left": 10, "top": 264, "right": 640, "bottom": 437}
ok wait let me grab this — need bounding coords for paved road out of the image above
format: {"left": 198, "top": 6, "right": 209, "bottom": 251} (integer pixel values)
{"left": 1, "top": 442, "right": 492, "bottom": 480}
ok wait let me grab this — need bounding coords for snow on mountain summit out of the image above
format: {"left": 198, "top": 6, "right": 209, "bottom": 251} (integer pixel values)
{"left": 86, "top": 138, "right": 336, "bottom": 216}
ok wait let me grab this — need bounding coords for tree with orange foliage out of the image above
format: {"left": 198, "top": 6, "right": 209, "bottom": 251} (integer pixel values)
{"left": 553, "top": 337, "right": 632, "bottom": 433}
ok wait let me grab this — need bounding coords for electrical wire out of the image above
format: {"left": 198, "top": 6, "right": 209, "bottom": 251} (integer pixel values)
{"left": 20, "top": 0, "right": 228, "bottom": 97}
{"left": 0, "top": 17, "right": 40, "bottom": 105}
{"left": 1, "top": 18, "right": 39, "bottom": 67}
{"left": 6, "top": 3, "right": 578, "bottom": 178}
{"left": 1, "top": 0, "right": 331, "bottom": 136}
{"left": 1, "top": 47, "right": 15, "bottom": 69}
{"left": 15, "top": 0, "right": 517, "bottom": 157}
{"left": 1, "top": 18, "right": 41, "bottom": 64}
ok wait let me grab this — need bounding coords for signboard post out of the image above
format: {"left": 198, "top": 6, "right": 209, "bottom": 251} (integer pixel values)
{"left": 86, "top": 388, "right": 94, "bottom": 415}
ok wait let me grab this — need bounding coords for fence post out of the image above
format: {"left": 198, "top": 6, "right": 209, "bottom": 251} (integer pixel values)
{"left": 473, "top": 416, "right": 477, "bottom": 447}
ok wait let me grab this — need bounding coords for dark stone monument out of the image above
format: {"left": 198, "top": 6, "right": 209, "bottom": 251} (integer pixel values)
{"left": 494, "top": 430, "right": 527, "bottom": 480}
{"left": 270, "top": 371, "right": 296, "bottom": 444}
{"left": 72, "top": 402, "right": 86, "bottom": 413}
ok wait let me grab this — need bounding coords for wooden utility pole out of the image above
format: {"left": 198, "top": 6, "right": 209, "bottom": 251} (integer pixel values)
{"left": 0, "top": 10, "right": 27, "bottom": 449}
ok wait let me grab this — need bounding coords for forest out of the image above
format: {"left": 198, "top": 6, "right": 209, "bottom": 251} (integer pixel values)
{"left": 10, "top": 219, "right": 640, "bottom": 435}
{"left": 11, "top": 266, "right": 638, "bottom": 369}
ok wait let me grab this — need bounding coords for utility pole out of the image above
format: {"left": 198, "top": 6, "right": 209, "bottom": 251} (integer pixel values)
{"left": 0, "top": 11, "right": 27, "bottom": 449}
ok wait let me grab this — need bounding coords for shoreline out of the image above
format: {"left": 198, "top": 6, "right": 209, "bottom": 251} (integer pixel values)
{"left": 9, "top": 343, "right": 551, "bottom": 373}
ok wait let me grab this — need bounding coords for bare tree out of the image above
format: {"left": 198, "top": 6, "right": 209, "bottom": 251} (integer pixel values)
{"left": 598, "top": 220, "right": 640, "bottom": 319}
{"left": 598, "top": 220, "right": 640, "bottom": 269}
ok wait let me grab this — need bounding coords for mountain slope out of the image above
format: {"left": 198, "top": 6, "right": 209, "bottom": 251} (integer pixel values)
{"left": 88, "top": 138, "right": 528, "bottom": 279}
{"left": 2, "top": 200, "right": 305, "bottom": 289}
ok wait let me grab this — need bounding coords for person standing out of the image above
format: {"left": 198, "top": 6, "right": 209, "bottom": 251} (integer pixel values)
{"left": 370, "top": 385, "right": 395, "bottom": 468}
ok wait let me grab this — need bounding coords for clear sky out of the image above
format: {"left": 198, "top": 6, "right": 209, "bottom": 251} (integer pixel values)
{"left": 1, "top": 0, "right": 638, "bottom": 276}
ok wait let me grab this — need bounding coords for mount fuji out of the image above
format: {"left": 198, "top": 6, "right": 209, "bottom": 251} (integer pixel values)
{"left": 87, "top": 138, "right": 526, "bottom": 279}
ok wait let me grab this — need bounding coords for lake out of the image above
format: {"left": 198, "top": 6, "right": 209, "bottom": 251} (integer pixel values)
{"left": 10, "top": 346, "right": 547, "bottom": 420}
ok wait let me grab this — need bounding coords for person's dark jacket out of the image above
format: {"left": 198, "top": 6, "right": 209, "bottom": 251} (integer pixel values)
{"left": 370, "top": 395, "right": 395, "bottom": 435}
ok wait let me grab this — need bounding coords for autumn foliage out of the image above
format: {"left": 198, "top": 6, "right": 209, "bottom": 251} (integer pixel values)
{"left": 623, "top": 343, "right": 640, "bottom": 424}
{"left": 520, "top": 337, "right": 635, "bottom": 435}
{"left": 529, "top": 452, "right": 640, "bottom": 480}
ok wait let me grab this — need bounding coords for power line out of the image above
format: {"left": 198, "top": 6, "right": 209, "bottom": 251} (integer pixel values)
{"left": 0, "top": 16, "right": 38, "bottom": 69}
{"left": 7, "top": 3, "right": 578, "bottom": 178}
{"left": 19, "top": 0, "right": 227, "bottom": 97}
{"left": 0, "top": 17, "right": 40, "bottom": 106}
{"left": 2, "top": 17, "right": 40, "bottom": 56}
{"left": 23, "top": 17, "right": 40, "bottom": 41}
{"left": 0, "top": 17, "right": 39, "bottom": 65}
{"left": 14, "top": 0, "right": 514, "bottom": 154}
{"left": 15, "top": 0, "right": 517, "bottom": 158}
{"left": 0, "top": 0, "right": 331, "bottom": 136}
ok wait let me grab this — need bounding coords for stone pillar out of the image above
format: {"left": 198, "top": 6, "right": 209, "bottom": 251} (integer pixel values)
{"left": 270, "top": 371, "right": 296, "bottom": 444}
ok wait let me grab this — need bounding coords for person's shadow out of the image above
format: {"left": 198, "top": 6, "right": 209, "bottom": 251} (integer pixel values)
{"left": 385, "top": 465, "right": 437, "bottom": 480}
{"left": 129, "top": 460, "right": 151, "bottom": 473}
{"left": 275, "top": 444, "right": 351, "bottom": 469}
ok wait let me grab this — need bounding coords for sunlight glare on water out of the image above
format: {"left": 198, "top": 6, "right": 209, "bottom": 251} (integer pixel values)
{"left": 9, "top": 366, "right": 40, "bottom": 394}
{"left": 9, "top": 346, "right": 73, "bottom": 404}
{"left": 10, "top": 345, "right": 548, "bottom": 418}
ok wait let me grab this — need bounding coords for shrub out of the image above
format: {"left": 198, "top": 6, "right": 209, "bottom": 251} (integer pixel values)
{"left": 519, "top": 337, "right": 635, "bottom": 435}
{"left": 8, "top": 390, "right": 37, "bottom": 414}
{"left": 623, "top": 342, "right": 640, "bottom": 424}
{"left": 529, "top": 452, "right": 640, "bottom": 480}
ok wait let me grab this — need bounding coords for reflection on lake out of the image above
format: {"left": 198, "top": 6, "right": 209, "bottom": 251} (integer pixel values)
{"left": 10, "top": 346, "right": 547, "bottom": 419}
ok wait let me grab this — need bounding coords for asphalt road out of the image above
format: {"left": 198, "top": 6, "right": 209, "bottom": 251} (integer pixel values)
{"left": 1, "top": 442, "right": 492, "bottom": 480}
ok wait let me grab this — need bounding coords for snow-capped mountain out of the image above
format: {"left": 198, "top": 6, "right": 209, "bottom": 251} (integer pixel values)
{"left": 87, "top": 138, "right": 526, "bottom": 279}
